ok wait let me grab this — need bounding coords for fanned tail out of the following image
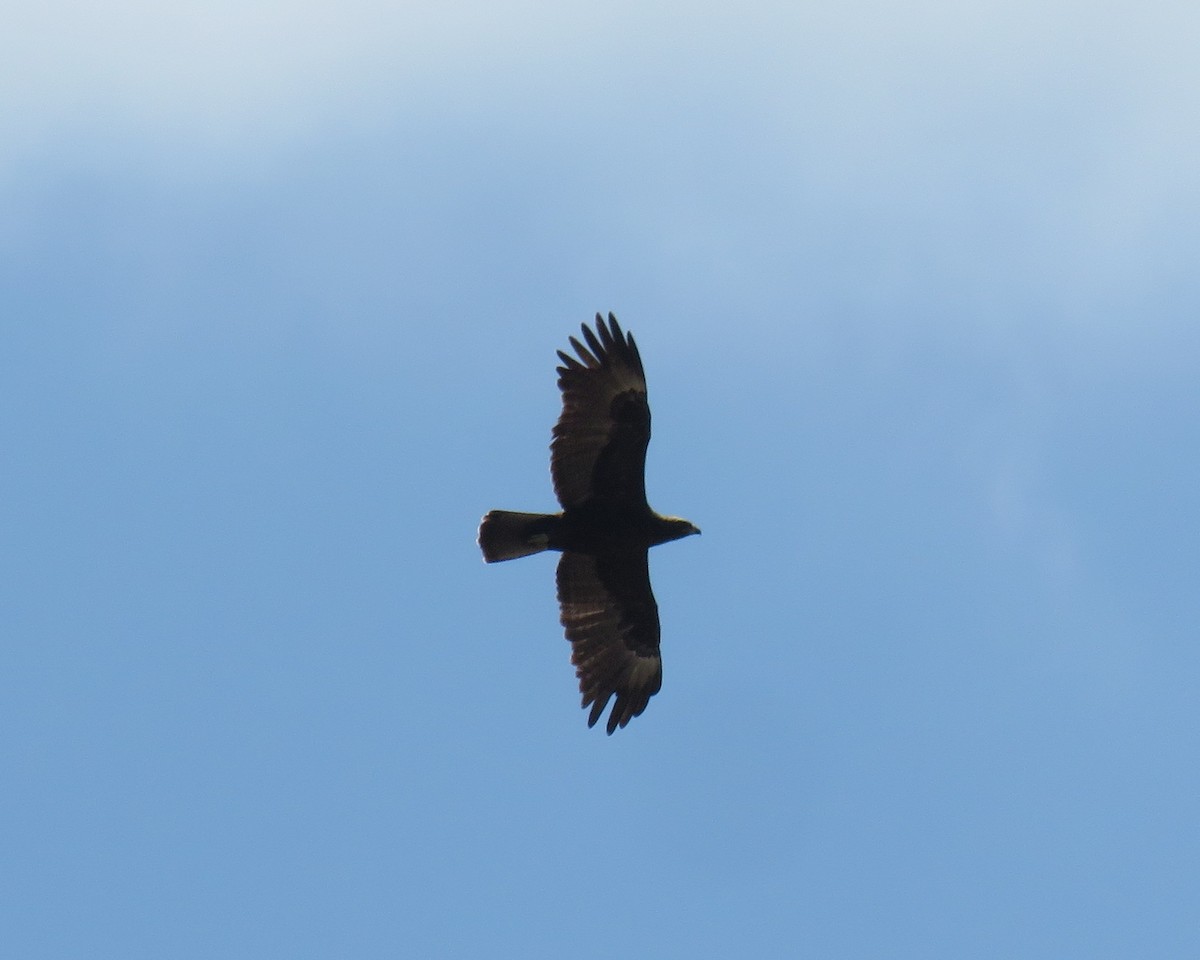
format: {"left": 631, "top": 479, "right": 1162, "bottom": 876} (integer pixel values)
{"left": 478, "top": 510, "right": 559, "bottom": 562}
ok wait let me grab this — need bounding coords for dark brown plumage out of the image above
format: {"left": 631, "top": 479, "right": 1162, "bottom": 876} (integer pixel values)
{"left": 478, "top": 313, "right": 699, "bottom": 733}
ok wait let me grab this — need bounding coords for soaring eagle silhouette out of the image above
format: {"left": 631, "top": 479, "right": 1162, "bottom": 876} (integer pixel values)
{"left": 478, "top": 313, "right": 700, "bottom": 733}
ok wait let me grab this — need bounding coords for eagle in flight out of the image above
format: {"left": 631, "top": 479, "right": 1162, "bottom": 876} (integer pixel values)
{"left": 478, "top": 313, "right": 700, "bottom": 733}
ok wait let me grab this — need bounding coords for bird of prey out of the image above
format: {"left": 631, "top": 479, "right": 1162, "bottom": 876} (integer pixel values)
{"left": 478, "top": 313, "right": 700, "bottom": 733}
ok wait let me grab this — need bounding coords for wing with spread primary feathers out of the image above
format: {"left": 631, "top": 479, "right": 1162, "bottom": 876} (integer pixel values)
{"left": 556, "top": 550, "right": 663, "bottom": 734}
{"left": 551, "top": 313, "right": 650, "bottom": 510}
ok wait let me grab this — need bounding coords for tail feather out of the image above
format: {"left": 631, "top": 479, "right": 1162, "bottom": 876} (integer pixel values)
{"left": 478, "top": 510, "right": 558, "bottom": 562}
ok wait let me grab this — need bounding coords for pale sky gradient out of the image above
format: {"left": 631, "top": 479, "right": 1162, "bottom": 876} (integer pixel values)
{"left": 4, "top": 3, "right": 1198, "bottom": 957}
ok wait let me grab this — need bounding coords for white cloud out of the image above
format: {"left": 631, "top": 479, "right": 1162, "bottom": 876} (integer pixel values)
{"left": 5, "top": 0, "right": 1197, "bottom": 353}
{"left": 1, "top": 1, "right": 608, "bottom": 171}
{"left": 6, "top": 1, "right": 1197, "bottom": 165}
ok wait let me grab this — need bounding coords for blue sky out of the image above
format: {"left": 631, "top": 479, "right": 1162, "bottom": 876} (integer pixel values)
{"left": 4, "top": 2, "right": 1198, "bottom": 957}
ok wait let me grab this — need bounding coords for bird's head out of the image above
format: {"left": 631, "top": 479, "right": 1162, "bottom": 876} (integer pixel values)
{"left": 658, "top": 516, "right": 701, "bottom": 543}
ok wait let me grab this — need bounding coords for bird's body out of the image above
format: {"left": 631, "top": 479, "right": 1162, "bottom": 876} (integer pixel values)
{"left": 481, "top": 502, "right": 694, "bottom": 558}
{"left": 478, "top": 313, "right": 699, "bottom": 733}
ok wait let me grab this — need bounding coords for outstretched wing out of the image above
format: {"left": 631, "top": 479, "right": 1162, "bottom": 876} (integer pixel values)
{"left": 551, "top": 313, "right": 650, "bottom": 510}
{"left": 556, "top": 550, "right": 663, "bottom": 734}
